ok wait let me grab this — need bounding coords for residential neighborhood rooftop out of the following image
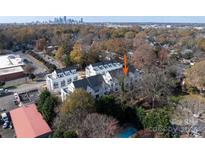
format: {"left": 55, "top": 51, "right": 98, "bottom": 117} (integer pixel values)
{"left": 0, "top": 54, "right": 24, "bottom": 69}
{"left": 73, "top": 74, "right": 105, "bottom": 90}
{"left": 10, "top": 104, "right": 52, "bottom": 138}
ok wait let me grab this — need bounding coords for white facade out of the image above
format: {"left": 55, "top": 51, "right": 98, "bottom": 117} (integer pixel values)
{"left": 46, "top": 68, "right": 79, "bottom": 93}
{"left": 85, "top": 61, "right": 123, "bottom": 77}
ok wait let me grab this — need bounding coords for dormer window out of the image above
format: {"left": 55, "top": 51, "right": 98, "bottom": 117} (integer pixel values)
{"left": 94, "top": 67, "right": 98, "bottom": 71}
{"left": 113, "top": 63, "right": 117, "bottom": 67}
{"left": 71, "top": 70, "right": 76, "bottom": 74}
{"left": 104, "top": 65, "right": 108, "bottom": 68}
{"left": 58, "top": 73, "right": 64, "bottom": 78}
{"left": 99, "top": 66, "right": 103, "bottom": 70}
{"left": 64, "top": 71, "right": 70, "bottom": 76}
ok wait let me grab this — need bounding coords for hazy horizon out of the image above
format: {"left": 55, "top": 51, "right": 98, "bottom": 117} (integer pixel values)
{"left": 1, "top": 16, "right": 205, "bottom": 23}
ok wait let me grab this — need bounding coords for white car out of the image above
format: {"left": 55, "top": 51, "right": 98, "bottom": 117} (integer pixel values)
{"left": 2, "top": 121, "right": 9, "bottom": 129}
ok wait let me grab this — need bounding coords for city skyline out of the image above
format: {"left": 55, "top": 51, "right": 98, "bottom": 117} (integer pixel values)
{"left": 1, "top": 16, "right": 205, "bottom": 23}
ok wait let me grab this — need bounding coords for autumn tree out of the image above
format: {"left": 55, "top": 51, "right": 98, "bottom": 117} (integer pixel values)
{"left": 197, "top": 38, "right": 205, "bottom": 52}
{"left": 36, "top": 38, "right": 46, "bottom": 51}
{"left": 55, "top": 46, "right": 64, "bottom": 61}
{"left": 70, "top": 43, "right": 85, "bottom": 65}
{"left": 132, "top": 32, "right": 156, "bottom": 69}
{"left": 61, "top": 88, "right": 94, "bottom": 114}
{"left": 184, "top": 60, "right": 205, "bottom": 92}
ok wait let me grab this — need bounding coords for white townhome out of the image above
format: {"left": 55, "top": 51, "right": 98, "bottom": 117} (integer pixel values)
{"left": 85, "top": 61, "right": 123, "bottom": 77}
{"left": 46, "top": 67, "right": 79, "bottom": 93}
{"left": 102, "top": 65, "right": 142, "bottom": 92}
{"left": 61, "top": 74, "right": 108, "bottom": 101}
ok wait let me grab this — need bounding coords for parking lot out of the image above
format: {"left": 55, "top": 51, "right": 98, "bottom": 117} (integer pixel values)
{"left": 0, "top": 88, "right": 39, "bottom": 138}
{"left": 17, "top": 89, "right": 39, "bottom": 104}
{"left": 0, "top": 112, "right": 15, "bottom": 138}
{"left": 0, "top": 125, "right": 15, "bottom": 138}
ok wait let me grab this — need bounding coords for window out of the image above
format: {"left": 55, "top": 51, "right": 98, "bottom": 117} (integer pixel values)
{"left": 65, "top": 71, "right": 70, "bottom": 76}
{"left": 67, "top": 78, "right": 72, "bottom": 84}
{"left": 53, "top": 82, "right": 59, "bottom": 89}
{"left": 61, "top": 80, "right": 66, "bottom": 87}
{"left": 58, "top": 73, "right": 64, "bottom": 78}
{"left": 99, "top": 66, "right": 103, "bottom": 70}
{"left": 73, "top": 76, "right": 78, "bottom": 81}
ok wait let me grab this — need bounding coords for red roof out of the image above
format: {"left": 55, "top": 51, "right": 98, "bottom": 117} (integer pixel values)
{"left": 10, "top": 104, "right": 52, "bottom": 138}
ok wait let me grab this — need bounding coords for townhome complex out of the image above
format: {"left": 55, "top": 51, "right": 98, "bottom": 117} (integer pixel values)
{"left": 46, "top": 67, "right": 78, "bottom": 92}
{"left": 60, "top": 61, "right": 142, "bottom": 101}
{"left": 85, "top": 61, "right": 123, "bottom": 77}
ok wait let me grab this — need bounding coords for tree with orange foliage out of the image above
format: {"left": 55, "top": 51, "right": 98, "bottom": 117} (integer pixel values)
{"left": 132, "top": 32, "right": 156, "bottom": 69}
{"left": 36, "top": 38, "right": 46, "bottom": 51}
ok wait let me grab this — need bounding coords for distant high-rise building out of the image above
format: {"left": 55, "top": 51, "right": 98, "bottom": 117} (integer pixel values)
{"left": 80, "top": 18, "right": 83, "bottom": 23}
{"left": 64, "top": 16, "right": 67, "bottom": 24}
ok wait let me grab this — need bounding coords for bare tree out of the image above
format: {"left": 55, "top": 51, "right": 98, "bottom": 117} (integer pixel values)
{"left": 135, "top": 67, "right": 172, "bottom": 108}
{"left": 173, "top": 95, "right": 205, "bottom": 137}
{"left": 79, "top": 113, "right": 119, "bottom": 138}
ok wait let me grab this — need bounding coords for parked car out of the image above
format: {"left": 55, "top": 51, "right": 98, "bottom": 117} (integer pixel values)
{"left": 0, "top": 108, "right": 6, "bottom": 113}
{"left": 14, "top": 93, "right": 20, "bottom": 103}
{"left": 0, "top": 88, "right": 9, "bottom": 96}
{"left": 2, "top": 121, "right": 9, "bottom": 129}
{"left": 1, "top": 112, "right": 8, "bottom": 121}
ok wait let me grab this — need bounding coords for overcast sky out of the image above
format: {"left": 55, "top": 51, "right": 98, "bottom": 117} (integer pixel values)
{"left": 1, "top": 16, "right": 205, "bottom": 23}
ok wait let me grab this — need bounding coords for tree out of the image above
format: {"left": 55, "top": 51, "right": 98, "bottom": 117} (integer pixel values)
{"left": 28, "top": 73, "right": 36, "bottom": 80}
{"left": 135, "top": 67, "right": 172, "bottom": 108}
{"left": 79, "top": 113, "right": 119, "bottom": 138}
{"left": 38, "top": 90, "right": 51, "bottom": 110}
{"left": 37, "top": 90, "right": 56, "bottom": 123}
{"left": 63, "top": 131, "right": 78, "bottom": 138}
{"left": 51, "top": 130, "right": 77, "bottom": 138}
{"left": 125, "top": 31, "right": 135, "bottom": 39}
{"left": 96, "top": 95, "right": 139, "bottom": 125}
{"left": 36, "top": 38, "right": 46, "bottom": 51}
{"left": 0, "top": 81, "right": 5, "bottom": 87}
{"left": 197, "top": 38, "right": 205, "bottom": 52}
{"left": 51, "top": 130, "right": 64, "bottom": 138}
{"left": 70, "top": 43, "right": 85, "bottom": 65}
{"left": 41, "top": 97, "right": 55, "bottom": 122}
{"left": 132, "top": 32, "right": 156, "bottom": 69}
{"left": 63, "top": 54, "right": 71, "bottom": 67}
{"left": 136, "top": 107, "right": 171, "bottom": 137}
{"left": 61, "top": 88, "right": 94, "bottom": 114}
{"left": 54, "top": 108, "right": 89, "bottom": 133}
{"left": 184, "top": 60, "right": 205, "bottom": 92}
{"left": 55, "top": 46, "right": 64, "bottom": 61}
{"left": 172, "top": 95, "right": 205, "bottom": 136}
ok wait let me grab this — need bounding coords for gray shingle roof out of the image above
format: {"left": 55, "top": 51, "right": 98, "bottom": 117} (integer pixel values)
{"left": 91, "top": 60, "right": 119, "bottom": 67}
{"left": 73, "top": 74, "right": 105, "bottom": 90}
{"left": 55, "top": 66, "right": 77, "bottom": 74}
